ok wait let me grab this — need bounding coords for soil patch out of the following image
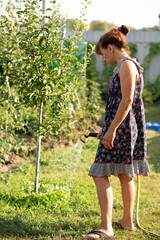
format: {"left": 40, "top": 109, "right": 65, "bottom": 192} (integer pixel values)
{"left": 0, "top": 152, "right": 25, "bottom": 173}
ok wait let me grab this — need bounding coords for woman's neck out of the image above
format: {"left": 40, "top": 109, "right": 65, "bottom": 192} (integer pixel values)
{"left": 115, "top": 49, "right": 129, "bottom": 64}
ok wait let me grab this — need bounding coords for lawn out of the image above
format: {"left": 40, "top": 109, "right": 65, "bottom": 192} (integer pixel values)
{"left": 0, "top": 104, "right": 160, "bottom": 240}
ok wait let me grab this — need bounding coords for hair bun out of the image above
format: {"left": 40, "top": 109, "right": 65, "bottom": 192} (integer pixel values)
{"left": 119, "top": 25, "right": 130, "bottom": 36}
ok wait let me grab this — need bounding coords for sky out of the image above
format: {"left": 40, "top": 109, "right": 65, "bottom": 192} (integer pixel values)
{"left": 55, "top": 0, "right": 160, "bottom": 29}
{"left": 1, "top": 0, "right": 160, "bottom": 29}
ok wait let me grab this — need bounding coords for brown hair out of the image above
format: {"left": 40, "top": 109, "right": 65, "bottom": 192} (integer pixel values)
{"left": 95, "top": 25, "right": 130, "bottom": 55}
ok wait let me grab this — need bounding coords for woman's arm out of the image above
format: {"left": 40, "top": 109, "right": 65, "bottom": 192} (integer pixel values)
{"left": 103, "top": 60, "right": 138, "bottom": 150}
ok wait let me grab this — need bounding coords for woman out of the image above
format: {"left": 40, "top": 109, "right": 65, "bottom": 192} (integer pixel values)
{"left": 82, "top": 25, "right": 149, "bottom": 239}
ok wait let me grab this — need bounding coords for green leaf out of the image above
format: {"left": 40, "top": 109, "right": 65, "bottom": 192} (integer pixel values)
{"left": 39, "top": 36, "right": 45, "bottom": 46}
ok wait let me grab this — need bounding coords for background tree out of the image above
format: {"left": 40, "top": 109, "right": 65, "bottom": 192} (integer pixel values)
{"left": 89, "top": 20, "right": 116, "bottom": 31}
{"left": 140, "top": 26, "right": 160, "bottom": 31}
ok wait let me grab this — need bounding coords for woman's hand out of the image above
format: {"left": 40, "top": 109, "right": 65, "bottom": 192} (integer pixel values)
{"left": 103, "top": 128, "right": 116, "bottom": 150}
{"left": 97, "top": 128, "right": 102, "bottom": 139}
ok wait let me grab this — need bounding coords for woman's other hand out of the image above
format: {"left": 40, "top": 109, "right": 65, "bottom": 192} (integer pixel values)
{"left": 97, "top": 128, "right": 102, "bottom": 139}
{"left": 103, "top": 128, "right": 116, "bottom": 150}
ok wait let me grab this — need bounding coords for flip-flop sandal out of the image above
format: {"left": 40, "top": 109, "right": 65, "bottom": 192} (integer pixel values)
{"left": 85, "top": 230, "right": 116, "bottom": 239}
{"left": 113, "top": 222, "right": 136, "bottom": 231}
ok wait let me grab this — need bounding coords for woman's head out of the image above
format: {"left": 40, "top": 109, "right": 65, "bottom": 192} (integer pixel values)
{"left": 95, "top": 25, "right": 130, "bottom": 56}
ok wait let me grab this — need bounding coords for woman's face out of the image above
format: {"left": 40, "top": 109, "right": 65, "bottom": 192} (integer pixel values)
{"left": 100, "top": 45, "right": 116, "bottom": 66}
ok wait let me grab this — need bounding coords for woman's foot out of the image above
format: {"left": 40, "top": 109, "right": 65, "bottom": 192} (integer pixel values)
{"left": 82, "top": 227, "right": 115, "bottom": 239}
{"left": 113, "top": 220, "right": 135, "bottom": 231}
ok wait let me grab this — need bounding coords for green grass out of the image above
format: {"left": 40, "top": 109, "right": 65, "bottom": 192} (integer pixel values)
{"left": 0, "top": 104, "right": 160, "bottom": 240}
{"left": 144, "top": 103, "right": 160, "bottom": 122}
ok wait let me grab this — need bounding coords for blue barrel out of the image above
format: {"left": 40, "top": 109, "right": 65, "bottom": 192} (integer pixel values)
{"left": 146, "top": 122, "right": 160, "bottom": 132}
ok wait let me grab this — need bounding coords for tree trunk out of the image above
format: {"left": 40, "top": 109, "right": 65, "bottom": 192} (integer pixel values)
{"left": 6, "top": 76, "right": 11, "bottom": 97}
{"left": 84, "top": 41, "right": 88, "bottom": 87}
{"left": 42, "top": 0, "right": 47, "bottom": 24}
{"left": 34, "top": 99, "right": 43, "bottom": 193}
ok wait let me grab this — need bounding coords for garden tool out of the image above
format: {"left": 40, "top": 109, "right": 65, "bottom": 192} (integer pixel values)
{"left": 80, "top": 130, "right": 98, "bottom": 143}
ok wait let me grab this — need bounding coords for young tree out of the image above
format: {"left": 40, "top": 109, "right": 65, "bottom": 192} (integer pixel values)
{"left": 1, "top": 0, "right": 93, "bottom": 192}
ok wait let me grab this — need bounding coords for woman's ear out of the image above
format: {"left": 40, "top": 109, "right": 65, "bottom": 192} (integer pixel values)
{"left": 108, "top": 44, "right": 114, "bottom": 54}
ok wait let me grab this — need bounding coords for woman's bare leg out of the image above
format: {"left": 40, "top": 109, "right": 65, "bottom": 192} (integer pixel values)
{"left": 117, "top": 173, "right": 135, "bottom": 230}
{"left": 82, "top": 176, "right": 114, "bottom": 239}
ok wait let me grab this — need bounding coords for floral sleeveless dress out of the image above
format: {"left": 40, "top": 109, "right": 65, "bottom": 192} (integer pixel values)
{"left": 89, "top": 56, "right": 149, "bottom": 177}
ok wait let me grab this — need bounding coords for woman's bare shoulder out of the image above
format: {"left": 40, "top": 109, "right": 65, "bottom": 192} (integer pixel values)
{"left": 120, "top": 59, "right": 138, "bottom": 73}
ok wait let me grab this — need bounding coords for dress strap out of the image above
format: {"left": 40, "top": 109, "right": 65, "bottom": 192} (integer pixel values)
{"left": 113, "top": 56, "right": 144, "bottom": 75}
